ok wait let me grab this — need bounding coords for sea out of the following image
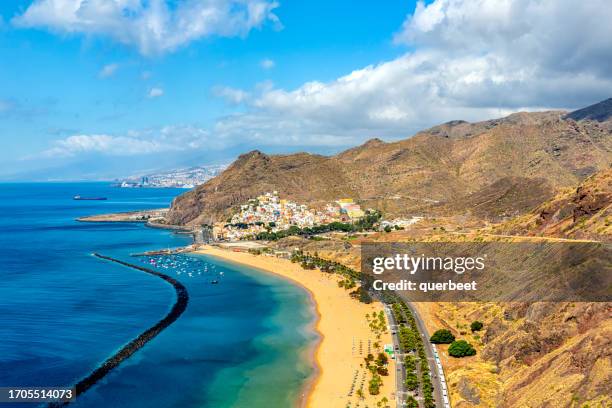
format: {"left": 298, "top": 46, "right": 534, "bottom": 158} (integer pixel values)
{"left": 0, "top": 183, "right": 317, "bottom": 408}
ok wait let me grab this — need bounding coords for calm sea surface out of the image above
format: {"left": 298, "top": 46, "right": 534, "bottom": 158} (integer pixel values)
{"left": 0, "top": 183, "right": 316, "bottom": 407}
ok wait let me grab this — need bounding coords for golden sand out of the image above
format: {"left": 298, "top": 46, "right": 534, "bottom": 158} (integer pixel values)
{"left": 195, "top": 246, "right": 397, "bottom": 408}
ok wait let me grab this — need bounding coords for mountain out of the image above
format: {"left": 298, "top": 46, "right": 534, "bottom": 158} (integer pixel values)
{"left": 167, "top": 100, "right": 612, "bottom": 226}
{"left": 167, "top": 151, "right": 356, "bottom": 224}
{"left": 565, "top": 98, "right": 612, "bottom": 122}
{"left": 434, "top": 176, "right": 555, "bottom": 220}
{"left": 494, "top": 168, "right": 611, "bottom": 241}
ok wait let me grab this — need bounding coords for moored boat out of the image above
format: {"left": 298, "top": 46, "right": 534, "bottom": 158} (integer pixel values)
{"left": 73, "top": 195, "right": 107, "bottom": 201}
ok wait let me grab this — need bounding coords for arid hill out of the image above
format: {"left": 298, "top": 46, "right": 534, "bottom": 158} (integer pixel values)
{"left": 167, "top": 100, "right": 612, "bottom": 226}
{"left": 494, "top": 168, "right": 611, "bottom": 241}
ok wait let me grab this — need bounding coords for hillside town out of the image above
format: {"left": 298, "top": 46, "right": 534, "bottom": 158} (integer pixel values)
{"left": 214, "top": 191, "right": 369, "bottom": 241}
{"left": 213, "top": 191, "right": 423, "bottom": 241}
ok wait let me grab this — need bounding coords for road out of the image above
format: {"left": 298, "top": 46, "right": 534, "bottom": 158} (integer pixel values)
{"left": 398, "top": 295, "right": 447, "bottom": 408}
{"left": 384, "top": 305, "right": 406, "bottom": 407}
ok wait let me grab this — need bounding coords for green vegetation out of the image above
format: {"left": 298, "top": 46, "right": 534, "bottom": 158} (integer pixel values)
{"left": 255, "top": 210, "right": 382, "bottom": 240}
{"left": 352, "top": 287, "right": 373, "bottom": 304}
{"left": 368, "top": 373, "right": 383, "bottom": 395}
{"left": 390, "top": 297, "right": 436, "bottom": 407}
{"left": 290, "top": 250, "right": 373, "bottom": 304}
{"left": 398, "top": 326, "right": 417, "bottom": 352}
{"left": 290, "top": 250, "right": 359, "bottom": 278}
{"left": 448, "top": 339, "right": 477, "bottom": 357}
{"left": 366, "top": 311, "right": 388, "bottom": 339}
{"left": 422, "top": 371, "right": 436, "bottom": 408}
{"left": 364, "top": 349, "right": 389, "bottom": 395}
{"left": 471, "top": 320, "right": 484, "bottom": 332}
{"left": 338, "top": 278, "right": 356, "bottom": 289}
{"left": 363, "top": 313, "right": 391, "bottom": 396}
{"left": 376, "top": 396, "right": 390, "bottom": 408}
{"left": 404, "top": 356, "right": 418, "bottom": 391}
{"left": 405, "top": 396, "right": 418, "bottom": 408}
{"left": 430, "top": 328, "right": 455, "bottom": 344}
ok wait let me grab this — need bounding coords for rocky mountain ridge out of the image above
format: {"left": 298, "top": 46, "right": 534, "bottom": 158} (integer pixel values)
{"left": 167, "top": 99, "right": 612, "bottom": 226}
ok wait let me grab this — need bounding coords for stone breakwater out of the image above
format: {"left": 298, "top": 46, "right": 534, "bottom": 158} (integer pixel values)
{"left": 49, "top": 253, "right": 189, "bottom": 407}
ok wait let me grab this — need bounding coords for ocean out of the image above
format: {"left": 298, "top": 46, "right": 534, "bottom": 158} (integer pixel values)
{"left": 0, "top": 183, "right": 316, "bottom": 407}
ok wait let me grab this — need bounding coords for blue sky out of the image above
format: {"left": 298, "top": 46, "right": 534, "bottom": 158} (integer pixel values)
{"left": 1, "top": 0, "right": 611, "bottom": 180}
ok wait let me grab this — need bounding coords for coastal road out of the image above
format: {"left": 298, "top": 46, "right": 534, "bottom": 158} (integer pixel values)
{"left": 398, "top": 295, "right": 448, "bottom": 408}
{"left": 384, "top": 305, "right": 406, "bottom": 408}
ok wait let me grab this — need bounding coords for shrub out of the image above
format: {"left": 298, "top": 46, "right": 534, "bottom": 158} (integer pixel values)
{"left": 357, "top": 288, "right": 372, "bottom": 304}
{"left": 376, "top": 352, "right": 388, "bottom": 366}
{"left": 405, "top": 396, "right": 418, "bottom": 408}
{"left": 448, "top": 340, "right": 477, "bottom": 357}
{"left": 471, "top": 321, "right": 484, "bottom": 332}
{"left": 369, "top": 374, "right": 382, "bottom": 395}
{"left": 405, "top": 373, "right": 418, "bottom": 391}
{"left": 430, "top": 329, "right": 455, "bottom": 344}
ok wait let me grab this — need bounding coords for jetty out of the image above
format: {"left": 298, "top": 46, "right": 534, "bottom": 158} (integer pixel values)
{"left": 76, "top": 208, "right": 169, "bottom": 223}
{"left": 49, "top": 253, "right": 189, "bottom": 407}
{"left": 131, "top": 246, "right": 196, "bottom": 256}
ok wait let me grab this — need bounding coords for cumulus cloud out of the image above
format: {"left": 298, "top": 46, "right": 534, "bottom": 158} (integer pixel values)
{"left": 27, "top": 0, "right": 612, "bottom": 161}
{"left": 208, "top": 0, "right": 612, "bottom": 145}
{"left": 148, "top": 87, "right": 164, "bottom": 98}
{"left": 394, "top": 0, "right": 612, "bottom": 78}
{"left": 99, "top": 63, "right": 118, "bottom": 78}
{"left": 35, "top": 125, "right": 222, "bottom": 158}
{"left": 260, "top": 58, "right": 275, "bottom": 69}
{"left": 13, "top": 0, "right": 281, "bottom": 56}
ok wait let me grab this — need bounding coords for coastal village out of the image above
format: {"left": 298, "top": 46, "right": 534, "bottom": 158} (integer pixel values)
{"left": 214, "top": 191, "right": 366, "bottom": 241}
{"left": 212, "top": 191, "right": 422, "bottom": 241}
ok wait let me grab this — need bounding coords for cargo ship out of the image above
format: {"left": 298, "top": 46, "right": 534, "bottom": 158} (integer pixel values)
{"left": 73, "top": 195, "right": 107, "bottom": 201}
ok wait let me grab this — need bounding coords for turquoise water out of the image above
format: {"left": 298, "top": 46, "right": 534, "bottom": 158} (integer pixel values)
{"left": 0, "top": 183, "right": 316, "bottom": 407}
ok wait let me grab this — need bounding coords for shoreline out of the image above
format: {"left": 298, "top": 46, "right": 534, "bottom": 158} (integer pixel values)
{"left": 195, "top": 246, "right": 396, "bottom": 408}
{"left": 195, "top": 247, "right": 322, "bottom": 408}
{"left": 76, "top": 210, "right": 194, "bottom": 235}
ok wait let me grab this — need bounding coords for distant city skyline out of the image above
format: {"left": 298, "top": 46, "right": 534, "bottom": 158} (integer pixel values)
{"left": 1, "top": 0, "right": 611, "bottom": 180}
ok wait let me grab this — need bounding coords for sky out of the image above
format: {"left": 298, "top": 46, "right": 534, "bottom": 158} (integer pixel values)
{"left": 0, "top": 0, "right": 611, "bottom": 181}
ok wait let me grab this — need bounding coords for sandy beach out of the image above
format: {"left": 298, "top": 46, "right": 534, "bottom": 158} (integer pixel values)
{"left": 195, "top": 246, "right": 397, "bottom": 408}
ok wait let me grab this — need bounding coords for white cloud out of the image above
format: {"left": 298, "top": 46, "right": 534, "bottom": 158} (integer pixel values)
{"left": 394, "top": 0, "right": 612, "bottom": 78}
{"left": 212, "top": 85, "right": 250, "bottom": 104}
{"left": 148, "top": 87, "right": 164, "bottom": 98}
{"left": 260, "top": 58, "right": 275, "bottom": 69}
{"left": 27, "top": 0, "right": 612, "bottom": 161}
{"left": 35, "top": 125, "right": 222, "bottom": 158}
{"left": 207, "top": 0, "right": 612, "bottom": 145}
{"left": 13, "top": 0, "right": 281, "bottom": 56}
{"left": 38, "top": 134, "right": 171, "bottom": 157}
{"left": 99, "top": 63, "right": 118, "bottom": 78}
